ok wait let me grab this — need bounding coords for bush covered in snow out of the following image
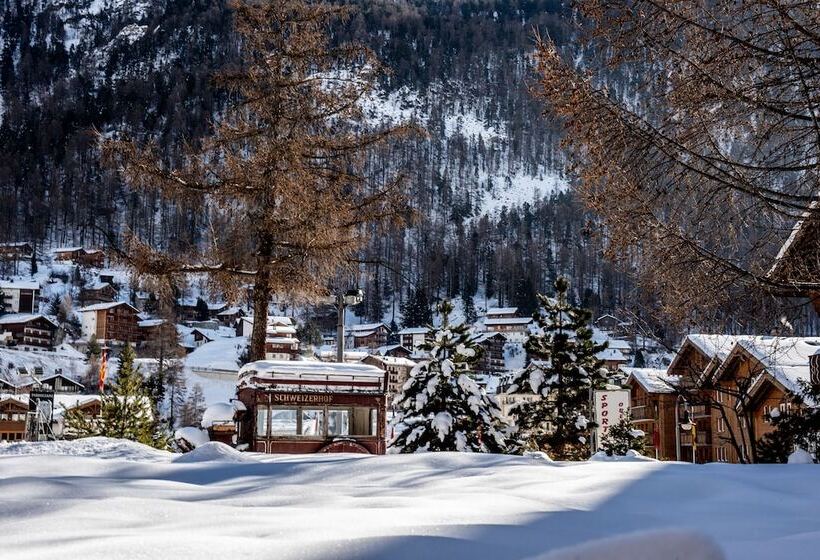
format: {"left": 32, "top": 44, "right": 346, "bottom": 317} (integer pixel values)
{"left": 599, "top": 415, "right": 645, "bottom": 457}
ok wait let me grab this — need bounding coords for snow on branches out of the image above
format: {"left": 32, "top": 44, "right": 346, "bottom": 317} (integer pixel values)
{"left": 389, "top": 301, "right": 510, "bottom": 453}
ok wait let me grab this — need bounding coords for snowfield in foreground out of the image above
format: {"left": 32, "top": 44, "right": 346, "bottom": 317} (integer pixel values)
{"left": 0, "top": 439, "right": 817, "bottom": 560}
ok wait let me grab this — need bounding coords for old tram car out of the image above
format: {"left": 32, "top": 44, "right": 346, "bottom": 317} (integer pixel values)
{"left": 236, "top": 360, "right": 389, "bottom": 454}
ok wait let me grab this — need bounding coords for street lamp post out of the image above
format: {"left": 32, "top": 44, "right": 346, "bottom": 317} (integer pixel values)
{"left": 336, "top": 289, "right": 363, "bottom": 363}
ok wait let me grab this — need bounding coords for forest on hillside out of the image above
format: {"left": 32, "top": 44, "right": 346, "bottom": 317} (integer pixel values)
{"left": 1, "top": 0, "right": 809, "bottom": 338}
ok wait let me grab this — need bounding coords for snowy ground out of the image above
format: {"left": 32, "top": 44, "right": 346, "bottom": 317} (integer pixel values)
{"left": 0, "top": 439, "right": 817, "bottom": 559}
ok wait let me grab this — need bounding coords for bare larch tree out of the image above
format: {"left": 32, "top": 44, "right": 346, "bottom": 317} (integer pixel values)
{"left": 532, "top": 0, "right": 819, "bottom": 326}
{"left": 102, "top": 0, "right": 415, "bottom": 360}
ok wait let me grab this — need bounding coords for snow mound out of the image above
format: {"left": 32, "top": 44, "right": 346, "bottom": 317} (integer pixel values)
{"left": 0, "top": 437, "right": 171, "bottom": 462}
{"left": 533, "top": 529, "right": 725, "bottom": 560}
{"left": 174, "top": 427, "right": 210, "bottom": 449}
{"left": 588, "top": 450, "right": 656, "bottom": 462}
{"left": 201, "top": 401, "right": 238, "bottom": 429}
{"left": 523, "top": 451, "right": 554, "bottom": 462}
{"left": 788, "top": 448, "right": 815, "bottom": 464}
{"left": 173, "top": 442, "right": 257, "bottom": 464}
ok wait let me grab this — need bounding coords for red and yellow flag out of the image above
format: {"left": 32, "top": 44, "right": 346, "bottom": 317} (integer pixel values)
{"left": 98, "top": 349, "right": 108, "bottom": 392}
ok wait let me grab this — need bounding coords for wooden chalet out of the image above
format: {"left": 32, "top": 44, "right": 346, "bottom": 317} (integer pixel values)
{"left": 707, "top": 337, "right": 820, "bottom": 463}
{"left": 0, "top": 396, "right": 28, "bottom": 441}
{"left": 39, "top": 373, "right": 84, "bottom": 394}
{"left": 473, "top": 332, "right": 507, "bottom": 376}
{"left": 483, "top": 310, "right": 532, "bottom": 343}
{"left": 80, "top": 282, "right": 118, "bottom": 306}
{"left": 236, "top": 360, "right": 389, "bottom": 454}
{"left": 78, "top": 301, "right": 140, "bottom": 344}
{"left": 622, "top": 367, "right": 679, "bottom": 460}
{"left": 348, "top": 322, "right": 390, "bottom": 349}
{"left": 265, "top": 316, "right": 300, "bottom": 360}
{"left": 52, "top": 247, "right": 105, "bottom": 268}
{"left": 0, "top": 242, "right": 33, "bottom": 260}
{"left": 216, "top": 306, "right": 245, "bottom": 326}
{"left": 0, "top": 314, "right": 58, "bottom": 349}
{"left": 374, "top": 344, "right": 412, "bottom": 359}
{"left": 0, "top": 280, "right": 41, "bottom": 314}
{"left": 768, "top": 200, "right": 820, "bottom": 314}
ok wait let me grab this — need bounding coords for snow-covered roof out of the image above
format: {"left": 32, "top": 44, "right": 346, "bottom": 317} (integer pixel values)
{"left": 682, "top": 334, "right": 753, "bottom": 363}
{"left": 397, "top": 327, "right": 429, "bottom": 335}
{"left": 596, "top": 348, "right": 628, "bottom": 362}
{"left": 207, "top": 303, "right": 227, "bottom": 311}
{"left": 367, "top": 355, "right": 417, "bottom": 368}
{"left": 727, "top": 337, "right": 820, "bottom": 396}
{"left": 266, "top": 336, "right": 299, "bottom": 345}
{"left": 78, "top": 301, "right": 136, "bottom": 313}
{"left": 623, "top": 367, "right": 678, "bottom": 394}
{"left": 485, "top": 317, "right": 533, "bottom": 326}
{"left": 0, "top": 280, "right": 40, "bottom": 291}
{"left": 0, "top": 313, "right": 58, "bottom": 327}
{"left": 138, "top": 319, "right": 165, "bottom": 328}
{"left": 51, "top": 246, "right": 84, "bottom": 253}
{"left": 201, "top": 401, "right": 243, "bottom": 428}
{"left": 84, "top": 281, "right": 114, "bottom": 291}
{"left": 238, "top": 360, "right": 386, "bottom": 392}
{"left": 374, "top": 344, "right": 410, "bottom": 355}
{"left": 217, "top": 306, "right": 242, "bottom": 316}
{"left": 606, "top": 339, "right": 632, "bottom": 351}
{"left": 268, "top": 316, "right": 293, "bottom": 326}
{"left": 768, "top": 199, "right": 819, "bottom": 277}
{"left": 474, "top": 332, "right": 507, "bottom": 343}
{"left": 0, "top": 242, "right": 31, "bottom": 248}
{"left": 349, "top": 322, "right": 388, "bottom": 332}
{"left": 266, "top": 324, "right": 297, "bottom": 335}
{"left": 486, "top": 307, "right": 518, "bottom": 316}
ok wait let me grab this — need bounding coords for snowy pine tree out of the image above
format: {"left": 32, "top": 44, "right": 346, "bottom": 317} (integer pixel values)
{"left": 390, "top": 301, "right": 509, "bottom": 453}
{"left": 505, "top": 276, "right": 611, "bottom": 459}
{"left": 65, "top": 345, "right": 169, "bottom": 449}
{"left": 400, "top": 286, "right": 432, "bottom": 328}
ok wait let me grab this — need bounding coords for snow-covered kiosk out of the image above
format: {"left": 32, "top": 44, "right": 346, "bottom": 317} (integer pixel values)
{"left": 236, "top": 360, "right": 389, "bottom": 454}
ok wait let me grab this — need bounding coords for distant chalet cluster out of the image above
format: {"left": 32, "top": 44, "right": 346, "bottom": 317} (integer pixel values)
{"left": 0, "top": 229, "right": 819, "bottom": 464}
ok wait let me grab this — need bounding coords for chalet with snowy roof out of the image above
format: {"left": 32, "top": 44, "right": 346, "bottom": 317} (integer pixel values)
{"left": 596, "top": 348, "right": 630, "bottom": 372}
{"left": 0, "top": 242, "right": 33, "bottom": 260}
{"left": 78, "top": 302, "right": 140, "bottom": 344}
{"left": 483, "top": 315, "right": 532, "bottom": 343}
{"left": 622, "top": 367, "right": 679, "bottom": 461}
{"left": 39, "top": 373, "right": 84, "bottom": 394}
{"left": 0, "top": 396, "right": 28, "bottom": 441}
{"left": 79, "top": 282, "right": 118, "bottom": 306}
{"left": 397, "top": 327, "right": 430, "bottom": 350}
{"left": 0, "top": 280, "right": 40, "bottom": 314}
{"left": 362, "top": 354, "right": 417, "bottom": 398}
{"left": 52, "top": 247, "right": 104, "bottom": 268}
{"left": 138, "top": 318, "right": 168, "bottom": 345}
{"left": 348, "top": 322, "right": 390, "bottom": 349}
{"left": 264, "top": 317, "right": 300, "bottom": 360}
{"left": 485, "top": 307, "right": 519, "bottom": 319}
{"left": 216, "top": 306, "right": 245, "bottom": 326}
{"left": 0, "top": 314, "right": 58, "bottom": 350}
{"left": 706, "top": 337, "right": 820, "bottom": 463}
{"left": 236, "top": 360, "right": 389, "bottom": 454}
{"left": 473, "top": 332, "right": 507, "bottom": 376}
{"left": 768, "top": 200, "right": 820, "bottom": 313}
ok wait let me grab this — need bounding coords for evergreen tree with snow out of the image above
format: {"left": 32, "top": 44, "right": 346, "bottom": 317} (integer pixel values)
{"left": 390, "top": 301, "right": 510, "bottom": 453}
{"left": 505, "top": 276, "right": 610, "bottom": 459}
{"left": 65, "top": 345, "right": 169, "bottom": 449}
{"left": 599, "top": 414, "right": 645, "bottom": 456}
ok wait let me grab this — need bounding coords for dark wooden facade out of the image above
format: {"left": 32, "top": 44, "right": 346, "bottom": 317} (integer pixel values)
{"left": 0, "top": 397, "right": 28, "bottom": 441}
{"left": 0, "top": 315, "right": 57, "bottom": 349}
{"left": 236, "top": 363, "right": 389, "bottom": 454}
